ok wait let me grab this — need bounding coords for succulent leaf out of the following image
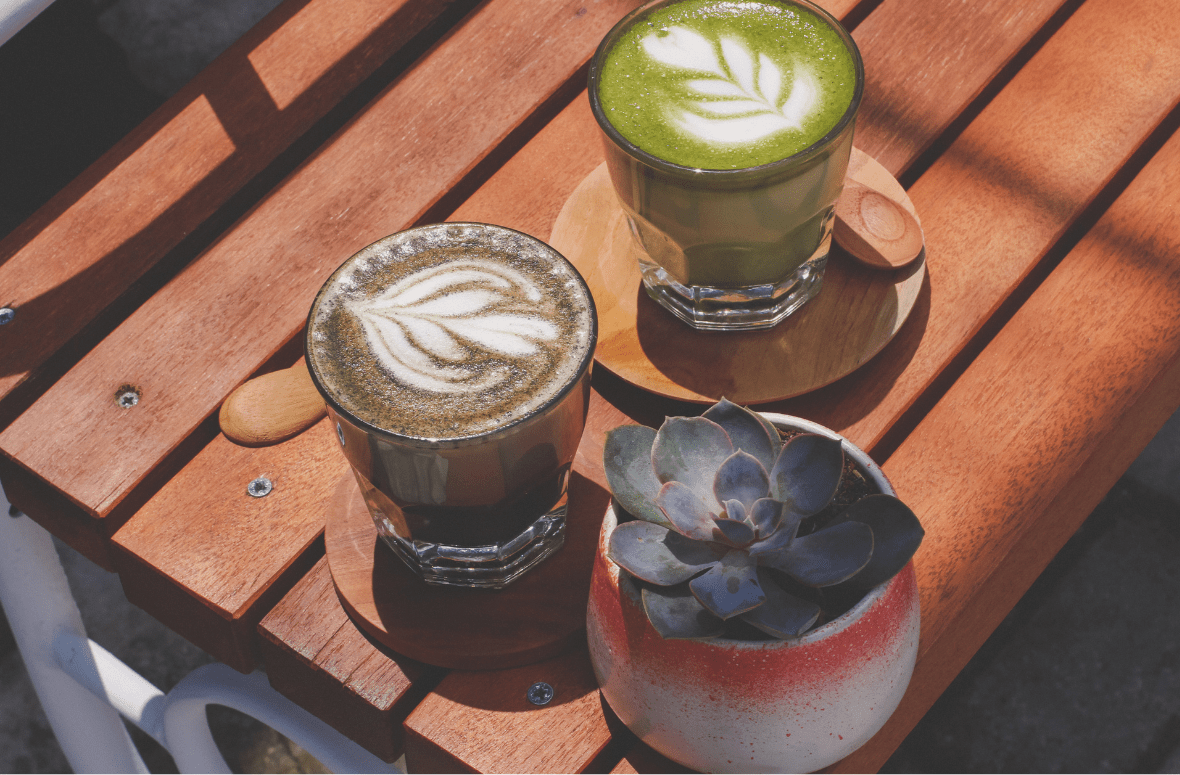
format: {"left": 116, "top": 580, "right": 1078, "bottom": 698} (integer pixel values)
{"left": 641, "top": 584, "right": 725, "bottom": 639}
{"left": 652, "top": 417, "right": 734, "bottom": 507}
{"left": 769, "top": 433, "right": 844, "bottom": 515}
{"left": 747, "top": 508, "right": 804, "bottom": 557}
{"left": 722, "top": 498, "right": 747, "bottom": 522}
{"left": 703, "top": 398, "right": 780, "bottom": 472}
{"left": 602, "top": 425, "right": 671, "bottom": 528}
{"left": 656, "top": 481, "right": 721, "bottom": 541}
{"left": 770, "top": 520, "right": 873, "bottom": 587}
{"left": 607, "top": 520, "right": 724, "bottom": 586}
{"left": 748, "top": 498, "right": 785, "bottom": 539}
{"left": 713, "top": 450, "right": 770, "bottom": 511}
{"left": 689, "top": 550, "right": 765, "bottom": 619}
{"left": 712, "top": 518, "right": 757, "bottom": 548}
{"left": 739, "top": 569, "right": 821, "bottom": 638}
{"left": 827, "top": 494, "right": 925, "bottom": 589}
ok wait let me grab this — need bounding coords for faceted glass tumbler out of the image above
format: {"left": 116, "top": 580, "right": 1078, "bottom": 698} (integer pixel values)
{"left": 587, "top": 0, "right": 864, "bottom": 330}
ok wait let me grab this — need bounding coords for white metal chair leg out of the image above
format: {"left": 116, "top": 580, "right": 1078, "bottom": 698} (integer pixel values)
{"left": 0, "top": 0, "right": 56, "bottom": 47}
{"left": 162, "top": 664, "right": 400, "bottom": 774}
{"left": 0, "top": 492, "right": 149, "bottom": 773}
{"left": 1, "top": 484, "right": 404, "bottom": 773}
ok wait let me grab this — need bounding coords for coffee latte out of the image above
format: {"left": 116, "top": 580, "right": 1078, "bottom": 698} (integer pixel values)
{"left": 307, "top": 223, "right": 595, "bottom": 440}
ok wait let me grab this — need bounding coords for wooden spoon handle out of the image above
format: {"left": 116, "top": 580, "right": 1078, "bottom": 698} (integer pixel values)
{"left": 834, "top": 177, "right": 925, "bottom": 270}
{"left": 219, "top": 360, "right": 326, "bottom": 446}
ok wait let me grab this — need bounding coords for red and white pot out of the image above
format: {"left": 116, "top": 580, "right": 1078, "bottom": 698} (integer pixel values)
{"left": 586, "top": 414, "right": 920, "bottom": 773}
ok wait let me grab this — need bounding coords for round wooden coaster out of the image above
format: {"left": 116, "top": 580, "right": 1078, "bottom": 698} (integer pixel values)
{"left": 323, "top": 471, "right": 603, "bottom": 670}
{"left": 548, "top": 149, "right": 926, "bottom": 404}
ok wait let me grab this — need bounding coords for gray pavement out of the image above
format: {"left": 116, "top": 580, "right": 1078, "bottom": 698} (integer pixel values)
{"left": 1, "top": 1, "right": 1179, "bottom": 772}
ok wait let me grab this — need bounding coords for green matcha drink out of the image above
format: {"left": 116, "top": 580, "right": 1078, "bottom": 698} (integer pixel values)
{"left": 588, "top": 0, "right": 863, "bottom": 330}
{"left": 598, "top": 0, "right": 857, "bottom": 170}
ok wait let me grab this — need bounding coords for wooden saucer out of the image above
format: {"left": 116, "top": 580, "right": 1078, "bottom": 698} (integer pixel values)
{"left": 323, "top": 470, "right": 608, "bottom": 670}
{"left": 548, "top": 150, "right": 926, "bottom": 404}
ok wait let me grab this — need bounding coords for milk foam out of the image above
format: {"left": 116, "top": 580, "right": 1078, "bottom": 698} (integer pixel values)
{"left": 348, "top": 260, "right": 559, "bottom": 395}
{"left": 595, "top": 0, "right": 857, "bottom": 169}
{"left": 308, "top": 224, "right": 595, "bottom": 440}
{"left": 641, "top": 27, "right": 818, "bottom": 146}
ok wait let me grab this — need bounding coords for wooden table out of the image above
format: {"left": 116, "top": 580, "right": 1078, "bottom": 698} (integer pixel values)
{"left": 2, "top": 0, "right": 1179, "bottom": 770}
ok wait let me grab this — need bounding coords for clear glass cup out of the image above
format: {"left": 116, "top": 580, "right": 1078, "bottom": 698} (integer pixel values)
{"left": 305, "top": 223, "right": 597, "bottom": 589}
{"left": 588, "top": 0, "right": 864, "bottom": 330}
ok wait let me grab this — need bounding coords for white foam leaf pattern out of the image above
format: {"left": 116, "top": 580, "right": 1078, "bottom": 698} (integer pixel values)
{"left": 641, "top": 27, "right": 819, "bottom": 145}
{"left": 349, "top": 260, "right": 558, "bottom": 395}
{"left": 641, "top": 27, "right": 724, "bottom": 76}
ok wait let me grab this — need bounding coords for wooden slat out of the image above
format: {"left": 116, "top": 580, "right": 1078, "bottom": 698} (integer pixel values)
{"left": 0, "top": 0, "right": 645, "bottom": 567}
{"left": 402, "top": 647, "right": 618, "bottom": 774}
{"left": 0, "top": 0, "right": 462, "bottom": 419}
{"left": 238, "top": 0, "right": 1098, "bottom": 765}
{"left": 252, "top": 384, "right": 618, "bottom": 712}
{"left": 111, "top": 420, "right": 347, "bottom": 671}
{"left": 257, "top": 557, "right": 443, "bottom": 762}
{"left": 403, "top": 0, "right": 1180, "bottom": 768}
{"left": 831, "top": 100, "right": 1180, "bottom": 775}
{"left": 771, "top": 0, "right": 1180, "bottom": 456}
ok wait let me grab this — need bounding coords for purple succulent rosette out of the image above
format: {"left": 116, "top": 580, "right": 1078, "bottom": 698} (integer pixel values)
{"left": 602, "top": 399, "right": 924, "bottom": 640}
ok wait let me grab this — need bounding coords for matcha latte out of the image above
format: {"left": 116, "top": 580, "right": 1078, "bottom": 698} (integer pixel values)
{"left": 589, "top": 0, "right": 863, "bottom": 330}
{"left": 597, "top": 0, "right": 858, "bottom": 170}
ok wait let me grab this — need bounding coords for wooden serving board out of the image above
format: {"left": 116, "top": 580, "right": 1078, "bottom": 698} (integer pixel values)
{"left": 549, "top": 152, "right": 925, "bottom": 404}
{"left": 323, "top": 467, "right": 609, "bottom": 671}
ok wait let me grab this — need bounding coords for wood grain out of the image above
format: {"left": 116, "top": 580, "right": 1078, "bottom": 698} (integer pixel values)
{"left": 111, "top": 420, "right": 349, "bottom": 671}
{"left": 549, "top": 161, "right": 924, "bottom": 404}
{"left": 207, "top": 0, "right": 1100, "bottom": 764}
{"left": 769, "top": 0, "right": 1180, "bottom": 457}
{"left": 0, "top": 0, "right": 461, "bottom": 414}
{"left": 257, "top": 557, "right": 443, "bottom": 762}
{"left": 831, "top": 89, "right": 1180, "bottom": 775}
{"left": 20, "top": 0, "right": 1179, "bottom": 769}
{"left": 0, "top": 0, "right": 647, "bottom": 564}
{"left": 324, "top": 467, "right": 609, "bottom": 670}
{"left": 402, "top": 647, "right": 617, "bottom": 773}
{"left": 219, "top": 359, "right": 325, "bottom": 446}
{"left": 394, "top": 0, "right": 1180, "bottom": 768}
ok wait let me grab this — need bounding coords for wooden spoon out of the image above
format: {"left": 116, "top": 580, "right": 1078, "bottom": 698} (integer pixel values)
{"left": 219, "top": 360, "right": 326, "bottom": 446}
{"left": 834, "top": 177, "right": 925, "bottom": 270}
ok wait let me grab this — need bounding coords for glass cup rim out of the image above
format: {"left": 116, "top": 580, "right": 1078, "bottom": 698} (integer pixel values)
{"left": 304, "top": 222, "right": 599, "bottom": 449}
{"left": 587, "top": 0, "right": 865, "bottom": 179}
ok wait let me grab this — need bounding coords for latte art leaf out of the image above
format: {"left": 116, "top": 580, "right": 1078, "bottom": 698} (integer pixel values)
{"left": 641, "top": 26, "right": 819, "bottom": 146}
{"left": 349, "top": 260, "right": 560, "bottom": 395}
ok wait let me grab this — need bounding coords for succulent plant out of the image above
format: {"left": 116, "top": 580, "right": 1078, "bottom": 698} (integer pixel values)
{"left": 603, "top": 399, "right": 924, "bottom": 640}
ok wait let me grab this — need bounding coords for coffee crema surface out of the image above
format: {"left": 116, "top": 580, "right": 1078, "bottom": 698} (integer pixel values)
{"left": 308, "top": 224, "right": 595, "bottom": 440}
{"left": 596, "top": 0, "right": 857, "bottom": 170}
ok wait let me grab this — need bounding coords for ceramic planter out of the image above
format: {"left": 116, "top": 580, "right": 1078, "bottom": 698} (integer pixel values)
{"left": 586, "top": 414, "right": 920, "bottom": 773}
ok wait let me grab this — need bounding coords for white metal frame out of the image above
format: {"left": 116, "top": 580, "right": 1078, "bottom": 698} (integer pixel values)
{"left": 0, "top": 486, "right": 402, "bottom": 773}
{"left": 0, "top": 0, "right": 55, "bottom": 47}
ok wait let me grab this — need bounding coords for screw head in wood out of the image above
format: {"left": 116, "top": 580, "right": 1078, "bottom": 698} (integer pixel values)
{"left": 247, "top": 477, "right": 274, "bottom": 498}
{"left": 115, "top": 385, "right": 141, "bottom": 408}
{"left": 527, "top": 681, "right": 554, "bottom": 706}
{"left": 0, "top": 308, "right": 14, "bottom": 325}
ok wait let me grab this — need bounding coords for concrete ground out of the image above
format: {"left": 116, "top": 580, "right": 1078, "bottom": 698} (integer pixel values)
{"left": 1, "top": 1, "right": 1179, "bottom": 771}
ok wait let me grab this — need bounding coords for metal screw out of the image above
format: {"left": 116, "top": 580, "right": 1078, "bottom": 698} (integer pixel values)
{"left": 526, "top": 681, "right": 554, "bottom": 706}
{"left": 115, "top": 385, "right": 141, "bottom": 409}
{"left": 247, "top": 477, "right": 273, "bottom": 498}
{"left": 0, "top": 307, "right": 14, "bottom": 325}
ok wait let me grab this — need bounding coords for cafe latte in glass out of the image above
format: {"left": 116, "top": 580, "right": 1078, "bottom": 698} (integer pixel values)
{"left": 306, "top": 223, "right": 597, "bottom": 588}
{"left": 589, "top": 0, "right": 863, "bottom": 330}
